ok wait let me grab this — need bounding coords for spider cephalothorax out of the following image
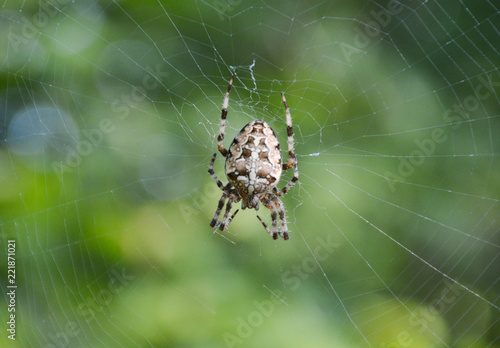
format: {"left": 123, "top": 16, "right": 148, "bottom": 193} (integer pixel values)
{"left": 208, "top": 76, "right": 298, "bottom": 240}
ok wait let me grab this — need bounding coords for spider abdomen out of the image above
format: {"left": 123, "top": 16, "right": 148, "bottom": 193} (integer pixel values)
{"left": 225, "top": 120, "right": 282, "bottom": 197}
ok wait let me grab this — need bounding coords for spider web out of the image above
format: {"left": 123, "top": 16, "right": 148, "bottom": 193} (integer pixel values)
{"left": 1, "top": 0, "right": 499, "bottom": 347}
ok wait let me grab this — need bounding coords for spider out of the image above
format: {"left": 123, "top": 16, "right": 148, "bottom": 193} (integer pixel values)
{"left": 208, "top": 76, "right": 299, "bottom": 240}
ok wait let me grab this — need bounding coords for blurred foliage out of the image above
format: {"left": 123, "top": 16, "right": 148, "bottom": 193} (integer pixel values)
{"left": 0, "top": 0, "right": 499, "bottom": 347}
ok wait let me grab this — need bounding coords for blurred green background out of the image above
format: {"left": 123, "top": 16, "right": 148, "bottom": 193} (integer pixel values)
{"left": 1, "top": 0, "right": 499, "bottom": 347}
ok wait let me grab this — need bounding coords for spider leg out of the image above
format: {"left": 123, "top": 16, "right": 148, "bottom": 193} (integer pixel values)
{"left": 277, "top": 93, "right": 299, "bottom": 197}
{"left": 227, "top": 209, "right": 239, "bottom": 226}
{"left": 274, "top": 196, "right": 290, "bottom": 240}
{"left": 257, "top": 215, "right": 278, "bottom": 240}
{"left": 208, "top": 153, "right": 232, "bottom": 191}
{"left": 261, "top": 196, "right": 280, "bottom": 240}
{"left": 210, "top": 191, "right": 228, "bottom": 228}
{"left": 261, "top": 195, "right": 289, "bottom": 240}
{"left": 219, "top": 192, "right": 241, "bottom": 231}
{"left": 217, "top": 76, "right": 234, "bottom": 157}
{"left": 208, "top": 153, "right": 224, "bottom": 190}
